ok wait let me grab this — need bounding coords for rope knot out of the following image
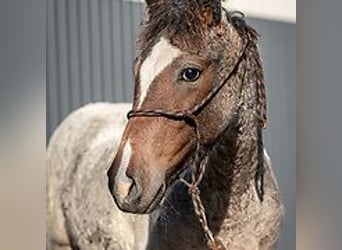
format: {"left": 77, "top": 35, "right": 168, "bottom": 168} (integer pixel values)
{"left": 207, "top": 237, "right": 226, "bottom": 250}
{"left": 188, "top": 185, "right": 200, "bottom": 196}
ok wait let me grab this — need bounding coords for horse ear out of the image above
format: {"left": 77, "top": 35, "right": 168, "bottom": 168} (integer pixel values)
{"left": 145, "top": 0, "right": 156, "bottom": 9}
{"left": 145, "top": 0, "right": 222, "bottom": 26}
{"left": 197, "top": 0, "right": 222, "bottom": 26}
{"left": 145, "top": 0, "right": 163, "bottom": 18}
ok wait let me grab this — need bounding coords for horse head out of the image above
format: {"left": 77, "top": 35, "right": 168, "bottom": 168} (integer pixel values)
{"left": 107, "top": 0, "right": 266, "bottom": 213}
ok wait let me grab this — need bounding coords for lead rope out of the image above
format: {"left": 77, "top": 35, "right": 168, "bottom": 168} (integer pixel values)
{"left": 127, "top": 40, "right": 250, "bottom": 250}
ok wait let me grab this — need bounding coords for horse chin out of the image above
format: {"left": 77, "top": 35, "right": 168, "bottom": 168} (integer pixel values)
{"left": 143, "top": 171, "right": 186, "bottom": 214}
{"left": 115, "top": 183, "right": 166, "bottom": 214}
{"left": 130, "top": 163, "right": 189, "bottom": 214}
{"left": 142, "top": 157, "right": 192, "bottom": 214}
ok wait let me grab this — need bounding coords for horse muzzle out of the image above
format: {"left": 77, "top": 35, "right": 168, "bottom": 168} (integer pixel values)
{"left": 107, "top": 163, "right": 166, "bottom": 214}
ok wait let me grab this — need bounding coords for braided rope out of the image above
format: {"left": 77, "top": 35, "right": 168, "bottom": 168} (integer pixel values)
{"left": 231, "top": 13, "right": 267, "bottom": 203}
{"left": 127, "top": 109, "right": 218, "bottom": 248}
{"left": 245, "top": 35, "right": 266, "bottom": 202}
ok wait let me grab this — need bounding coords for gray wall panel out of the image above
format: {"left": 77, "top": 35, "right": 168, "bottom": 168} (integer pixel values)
{"left": 47, "top": 0, "right": 142, "bottom": 137}
{"left": 55, "top": 0, "right": 71, "bottom": 120}
{"left": 47, "top": 0, "right": 59, "bottom": 138}
{"left": 100, "top": 0, "right": 114, "bottom": 102}
{"left": 121, "top": 1, "right": 135, "bottom": 101}
{"left": 252, "top": 19, "right": 296, "bottom": 250}
{"left": 78, "top": 0, "right": 92, "bottom": 104}
{"left": 89, "top": 0, "right": 103, "bottom": 101}
{"left": 46, "top": 1, "right": 295, "bottom": 249}
{"left": 111, "top": 0, "right": 125, "bottom": 101}
{"left": 68, "top": 0, "right": 81, "bottom": 110}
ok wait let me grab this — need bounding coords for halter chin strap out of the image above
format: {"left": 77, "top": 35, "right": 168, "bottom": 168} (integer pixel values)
{"left": 126, "top": 38, "right": 264, "bottom": 249}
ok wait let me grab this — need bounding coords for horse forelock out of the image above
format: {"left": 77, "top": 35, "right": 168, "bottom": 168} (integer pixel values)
{"left": 137, "top": 1, "right": 229, "bottom": 58}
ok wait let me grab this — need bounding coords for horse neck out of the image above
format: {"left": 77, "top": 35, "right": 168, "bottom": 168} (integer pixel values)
{"left": 148, "top": 39, "right": 263, "bottom": 249}
{"left": 149, "top": 117, "right": 258, "bottom": 247}
{"left": 199, "top": 117, "right": 258, "bottom": 225}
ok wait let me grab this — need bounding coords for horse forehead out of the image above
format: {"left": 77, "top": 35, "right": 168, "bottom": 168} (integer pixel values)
{"left": 138, "top": 37, "right": 184, "bottom": 108}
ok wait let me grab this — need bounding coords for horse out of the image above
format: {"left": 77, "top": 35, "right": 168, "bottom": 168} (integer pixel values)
{"left": 47, "top": 1, "right": 284, "bottom": 249}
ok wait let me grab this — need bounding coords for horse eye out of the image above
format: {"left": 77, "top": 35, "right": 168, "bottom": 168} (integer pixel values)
{"left": 180, "top": 68, "right": 202, "bottom": 82}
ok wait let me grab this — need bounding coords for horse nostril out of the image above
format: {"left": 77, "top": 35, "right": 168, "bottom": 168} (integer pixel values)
{"left": 115, "top": 176, "right": 134, "bottom": 199}
{"left": 114, "top": 174, "right": 141, "bottom": 204}
{"left": 125, "top": 177, "right": 140, "bottom": 203}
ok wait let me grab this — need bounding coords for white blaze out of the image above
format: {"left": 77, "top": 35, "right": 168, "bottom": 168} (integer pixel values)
{"left": 138, "top": 37, "right": 183, "bottom": 108}
{"left": 116, "top": 140, "right": 133, "bottom": 193}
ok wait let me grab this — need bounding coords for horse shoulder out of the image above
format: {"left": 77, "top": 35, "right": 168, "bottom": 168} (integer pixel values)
{"left": 245, "top": 149, "right": 285, "bottom": 249}
{"left": 257, "top": 149, "right": 285, "bottom": 249}
{"left": 47, "top": 102, "right": 149, "bottom": 250}
{"left": 218, "top": 149, "right": 285, "bottom": 250}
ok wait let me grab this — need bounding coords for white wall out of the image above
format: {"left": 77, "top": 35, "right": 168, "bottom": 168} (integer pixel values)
{"left": 223, "top": 0, "right": 296, "bottom": 23}
{"left": 128, "top": 0, "right": 296, "bottom": 23}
